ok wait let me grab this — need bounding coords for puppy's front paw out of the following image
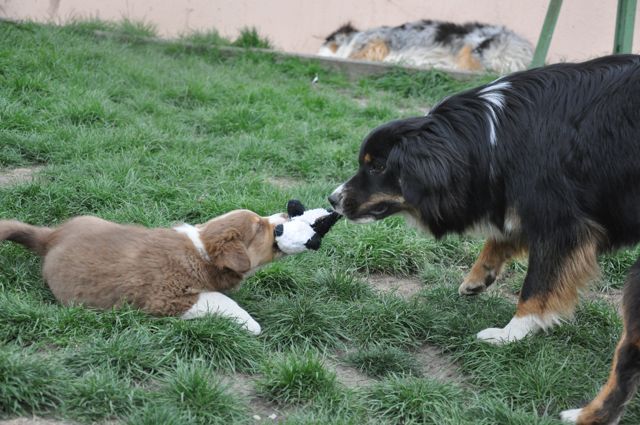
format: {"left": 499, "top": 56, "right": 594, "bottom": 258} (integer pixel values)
{"left": 559, "top": 408, "right": 583, "bottom": 423}
{"left": 242, "top": 318, "right": 262, "bottom": 336}
{"left": 476, "top": 316, "right": 540, "bottom": 344}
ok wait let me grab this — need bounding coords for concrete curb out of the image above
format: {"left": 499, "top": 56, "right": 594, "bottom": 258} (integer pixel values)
{"left": 92, "top": 30, "right": 483, "bottom": 81}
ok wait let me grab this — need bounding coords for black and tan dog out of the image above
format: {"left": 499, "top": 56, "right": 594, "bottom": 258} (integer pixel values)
{"left": 329, "top": 55, "right": 640, "bottom": 424}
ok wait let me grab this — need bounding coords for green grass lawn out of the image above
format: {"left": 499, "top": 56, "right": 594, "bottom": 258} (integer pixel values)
{"left": 1, "top": 20, "right": 639, "bottom": 424}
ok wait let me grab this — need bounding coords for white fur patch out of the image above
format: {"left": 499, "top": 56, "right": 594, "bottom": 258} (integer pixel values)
{"left": 478, "top": 81, "right": 511, "bottom": 146}
{"left": 352, "top": 217, "right": 376, "bottom": 224}
{"left": 181, "top": 292, "right": 261, "bottom": 335}
{"left": 332, "top": 183, "right": 345, "bottom": 192}
{"left": 467, "top": 218, "right": 504, "bottom": 240}
{"left": 331, "top": 183, "right": 345, "bottom": 197}
{"left": 330, "top": 183, "right": 346, "bottom": 215}
{"left": 560, "top": 408, "right": 583, "bottom": 423}
{"left": 477, "top": 314, "right": 544, "bottom": 344}
{"left": 400, "top": 211, "right": 431, "bottom": 235}
{"left": 466, "top": 211, "right": 521, "bottom": 240}
{"left": 478, "top": 81, "right": 511, "bottom": 106}
{"left": 504, "top": 216, "right": 519, "bottom": 234}
{"left": 174, "top": 223, "right": 210, "bottom": 261}
{"left": 268, "top": 213, "right": 287, "bottom": 225}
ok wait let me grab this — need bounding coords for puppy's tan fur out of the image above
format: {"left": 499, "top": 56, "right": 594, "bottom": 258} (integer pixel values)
{"left": 0, "top": 210, "right": 283, "bottom": 316}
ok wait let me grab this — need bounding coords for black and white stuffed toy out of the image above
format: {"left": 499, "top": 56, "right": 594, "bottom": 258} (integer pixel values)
{"left": 274, "top": 200, "right": 342, "bottom": 254}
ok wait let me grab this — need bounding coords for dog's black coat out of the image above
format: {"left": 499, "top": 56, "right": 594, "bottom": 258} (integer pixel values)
{"left": 330, "top": 54, "right": 640, "bottom": 424}
{"left": 336, "top": 54, "right": 640, "bottom": 244}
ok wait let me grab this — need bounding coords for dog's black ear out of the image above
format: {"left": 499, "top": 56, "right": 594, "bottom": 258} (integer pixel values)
{"left": 388, "top": 134, "right": 469, "bottom": 236}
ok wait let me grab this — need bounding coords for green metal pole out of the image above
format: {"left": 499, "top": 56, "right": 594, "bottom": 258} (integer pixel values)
{"left": 530, "top": 0, "right": 563, "bottom": 68}
{"left": 613, "top": 0, "right": 637, "bottom": 53}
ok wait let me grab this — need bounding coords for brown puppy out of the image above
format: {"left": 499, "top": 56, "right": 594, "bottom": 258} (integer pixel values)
{"left": 0, "top": 210, "right": 287, "bottom": 334}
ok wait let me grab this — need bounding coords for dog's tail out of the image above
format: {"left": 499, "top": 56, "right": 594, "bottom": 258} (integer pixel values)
{"left": 0, "top": 220, "right": 53, "bottom": 256}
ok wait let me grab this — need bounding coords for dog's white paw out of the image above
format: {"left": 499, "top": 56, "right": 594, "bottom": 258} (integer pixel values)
{"left": 476, "top": 327, "right": 515, "bottom": 344}
{"left": 242, "top": 317, "right": 262, "bottom": 336}
{"left": 560, "top": 408, "right": 583, "bottom": 423}
{"left": 476, "top": 315, "right": 541, "bottom": 344}
{"left": 214, "top": 299, "right": 262, "bottom": 335}
{"left": 182, "top": 291, "right": 262, "bottom": 335}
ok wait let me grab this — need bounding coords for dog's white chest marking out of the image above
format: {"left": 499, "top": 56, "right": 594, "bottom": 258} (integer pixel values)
{"left": 181, "top": 291, "right": 261, "bottom": 335}
{"left": 467, "top": 211, "right": 520, "bottom": 240}
{"left": 174, "top": 223, "right": 210, "bottom": 261}
{"left": 467, "top": 219, "right": 504, "bottom": 240}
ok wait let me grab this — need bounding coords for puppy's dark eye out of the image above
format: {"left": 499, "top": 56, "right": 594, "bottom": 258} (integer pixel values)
{"left": 369, "top": 161, "right": 386, "bottom": 174}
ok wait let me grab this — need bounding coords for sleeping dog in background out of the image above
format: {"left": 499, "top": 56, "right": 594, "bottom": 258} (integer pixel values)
{"left": 329, "top": 55, "right": 640, "bottom": 424}
{"left": 318, "top": 20, "right": 533, "bottom": 74}
{"left": 0, "top": 210, "right": 287, "bottom": 335}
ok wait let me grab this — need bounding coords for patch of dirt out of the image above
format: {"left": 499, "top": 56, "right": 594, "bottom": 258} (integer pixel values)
{"left": 0, "top": 166, "right": 43, "bottom": 187}
{"left": 353, "top": 97, "right": 369, "bottom": 108}
{"left": 495, "top": 284, "right": 520, "bottom": 304}
{"left": 223, "top": 374, "right": 287, "bottom": 422}
{"left": 368, "top": 274, "right": 424, "bottom": 299}
{"left": 584, "top": 289, "right": 623, "bottom": 314}
{"left": 0, "top": 419, "right": 74, "bottom": 425}
{"left": 326, "top": 358, "right": 376, "bottom": 389}
{"left": 265, "top": 176, "right": 301, "bottom": 190}
{"left": 330, "top": 345, "right": 465, "bottom": 389}
{"left": 411, "top": 344, "right": 466, "bottom": 385}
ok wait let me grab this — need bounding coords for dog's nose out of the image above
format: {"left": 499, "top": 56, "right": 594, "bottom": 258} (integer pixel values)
{"left": 328, "top": 192, "right": 341, "bottom": 208}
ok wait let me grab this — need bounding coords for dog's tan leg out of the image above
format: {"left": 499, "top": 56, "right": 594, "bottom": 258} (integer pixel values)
{"left": 459, "top": 238, "right": 527, "bottom": 295}
{"left": 181, "top": 292, "right": 261, "bottom": 335}
{"left": 561, "top": 258, "right": 640, "bottom": 425}
{"left": 477, "top": 234, "right": 599, "bottom": 344}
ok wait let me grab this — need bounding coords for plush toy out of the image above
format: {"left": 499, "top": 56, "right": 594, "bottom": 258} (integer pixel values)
{"left": 274, "top": 200, "right": 342, "bottom": 254}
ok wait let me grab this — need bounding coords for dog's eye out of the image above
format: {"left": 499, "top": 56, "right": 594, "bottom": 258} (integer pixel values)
{"left": 369, "top": 161, "right": 386, "bottom": 174}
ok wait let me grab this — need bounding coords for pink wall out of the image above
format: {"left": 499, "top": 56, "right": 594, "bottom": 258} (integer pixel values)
{"left": 2, "top": 0, "right": 639, "bottom": 64}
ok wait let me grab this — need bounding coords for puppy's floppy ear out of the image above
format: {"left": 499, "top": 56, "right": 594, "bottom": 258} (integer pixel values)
{"left": 205, "top": 229, "right": 251, "bottom": 274}
{"left": 387, "top": 133, "right": 469, "bottom": 235}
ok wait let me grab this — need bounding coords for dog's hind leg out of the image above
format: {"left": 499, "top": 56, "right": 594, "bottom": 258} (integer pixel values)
{"left": 477, "top": 225, "right": 600, "bottom": 344}
{"left": 459, "top": 238, "right": 527, "bottom": 295}
{"left": 181, "top": 291, "right": 261, "bottom": 335}
{"left": 560, "top": 257, "right": 640, "bottom": 425}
